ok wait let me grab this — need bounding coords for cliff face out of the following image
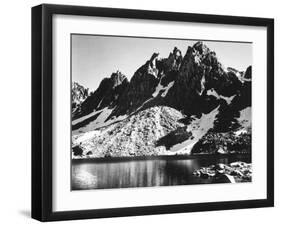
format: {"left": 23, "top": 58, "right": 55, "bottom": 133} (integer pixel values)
{"left": 72, "top": 41, "right": 252, "bottom": 158}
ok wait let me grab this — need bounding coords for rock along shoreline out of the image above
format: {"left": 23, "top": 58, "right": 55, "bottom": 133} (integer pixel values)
{"left": 193, "top": 161, "right": 252, "bottom": 183}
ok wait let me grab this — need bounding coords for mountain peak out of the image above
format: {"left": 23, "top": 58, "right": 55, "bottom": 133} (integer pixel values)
{"left": 192, "top": 41, "right": 210, "bottom": 54}
{"left": 244, "top": 66, "right": 252, "bottom": 79}
{"left": 71, "top": 82, "right": 89, "bottom": 114}
{"left": 162, "top": 47, "right": 183, "bottom": 72}
{"left": 149, "top": 52, "right": 160, "bottom": 62}
{"left": 172, "top": 47, "right": 182, "bottom": 56}
{"left": 110, "top": 70, "right": 128, "bottom": 88}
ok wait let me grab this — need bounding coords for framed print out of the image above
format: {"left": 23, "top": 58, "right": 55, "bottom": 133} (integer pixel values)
{"left": 31, "top": 4, "right": 274, "bottom": 221}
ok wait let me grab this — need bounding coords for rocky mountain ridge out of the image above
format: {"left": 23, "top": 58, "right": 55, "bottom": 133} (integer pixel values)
{"left": 72, "top": 41, "right": 252, "bottom": 158}
{"left": 72, "top": 82, "right": 89, "bottom": 114}
{"left": 72, "top": 71, "right": 129, "bottom": 120}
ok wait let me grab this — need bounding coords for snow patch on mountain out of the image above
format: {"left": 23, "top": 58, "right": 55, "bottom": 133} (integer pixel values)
{"left": 169, "top": 106, "right": 220, "bottom": 154}
{"left": 152, "top": 82, "right": 164, "bottom": 97}
{"left": 232, "top": 107, "right": 251, "bottom": 137}
{"left": 135, "top": 98, "right": 153, "bottom": 112}
{"left": 207, "top": 88, "right": 236, "bottom": 104}
{"left": 72, "top": 109, "right": 103, "bottom": 125}
{"left": 161, "top": 81, "right": 175, "bottom": 97}
{"left": 73, "top": 107, "right": 127, "bottom": 134}
{"left": 207, "top": 89, "right": 220, "bottom": 99}
{"left": 94, "top": 107, "right": 115, "bottom": 125}
{"left": 234, "top": 128, "right": 248, "bottom": 136}
{"left": 237, "top": 107, "right": 251, "bottom": 128}
{"left": 152, "top": 81, "right": 175, "bottom": 98}
{"left": 197, "top": 75, "right": 206, "bottom": 96}
{"left": 227, "top": 67, "right": 251, "bottom": 83}
{"left": 96, "top": 97, "right": 104, "bottom": 109}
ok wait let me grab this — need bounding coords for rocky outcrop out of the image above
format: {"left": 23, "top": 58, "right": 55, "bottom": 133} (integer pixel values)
{"left": 162, "top": 42, "right": 245, "bottom": 117}
{"left": 110, "top": 53, "right": 163, "bottom": 117}
{"left": 72, "top": 106, "right": 186, "bottom": 158}
{"left": 72, "top": 145, "right": 84, "bottom": 157}
{"left": 72, "top": 82, "right": 89, "bottom": 114}
{"left": 72, "top": 71, "right": 129, "bottom": 120}
{"left": 193, "top": 162, "right": 252, "bottom": 183}
{"left": 244, "top": 66, "right": 252, "bottom": 79}
{"left": 191, "top": 129, "right": 251, "bottom": 154}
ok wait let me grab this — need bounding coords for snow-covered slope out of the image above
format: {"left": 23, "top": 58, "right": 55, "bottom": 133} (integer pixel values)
{"left": 168, "top": 106, "right": 220, "bottom": 154}
{"left": 237, "top": 107, "right": 251, "bottom": 128}
{"left": 72, "top": 107, "right": 127, "bottom": 135}
{"left": 191, "top": 105, "right": 252, "bottom": 155}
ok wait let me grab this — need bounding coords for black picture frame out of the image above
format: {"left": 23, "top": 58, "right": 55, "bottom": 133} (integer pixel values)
{"left": 32, "top": 3, "right": 274, "bottom": 222}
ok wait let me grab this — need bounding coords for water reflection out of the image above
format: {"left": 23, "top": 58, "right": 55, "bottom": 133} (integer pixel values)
{"left": 72, "top": 156, "right": 251, "bottom": 190}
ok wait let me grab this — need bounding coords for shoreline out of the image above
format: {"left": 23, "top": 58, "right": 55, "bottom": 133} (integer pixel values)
{"left": 72, "top": 153, "right": 251, "bottom": 163}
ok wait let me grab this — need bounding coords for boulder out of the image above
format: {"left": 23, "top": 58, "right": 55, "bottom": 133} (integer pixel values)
{"left": 72, "top": 145, "right": 84, "bottom": 156}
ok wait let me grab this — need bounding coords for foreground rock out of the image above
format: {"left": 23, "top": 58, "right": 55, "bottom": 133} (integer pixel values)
{"left": 193, "top": 162, "right": 252, "bottom": 183}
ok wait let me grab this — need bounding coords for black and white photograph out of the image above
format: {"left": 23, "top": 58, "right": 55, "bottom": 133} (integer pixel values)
{"left": 71, "top": 34, "right": 252, "bottom": 190}
{"left": 29, "top": 2, "right": 274, "bottom": 222}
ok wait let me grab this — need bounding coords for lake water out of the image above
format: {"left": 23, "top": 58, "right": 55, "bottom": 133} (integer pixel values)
{"left": 71, "top": 155, "right": 251, "bottom": 190}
